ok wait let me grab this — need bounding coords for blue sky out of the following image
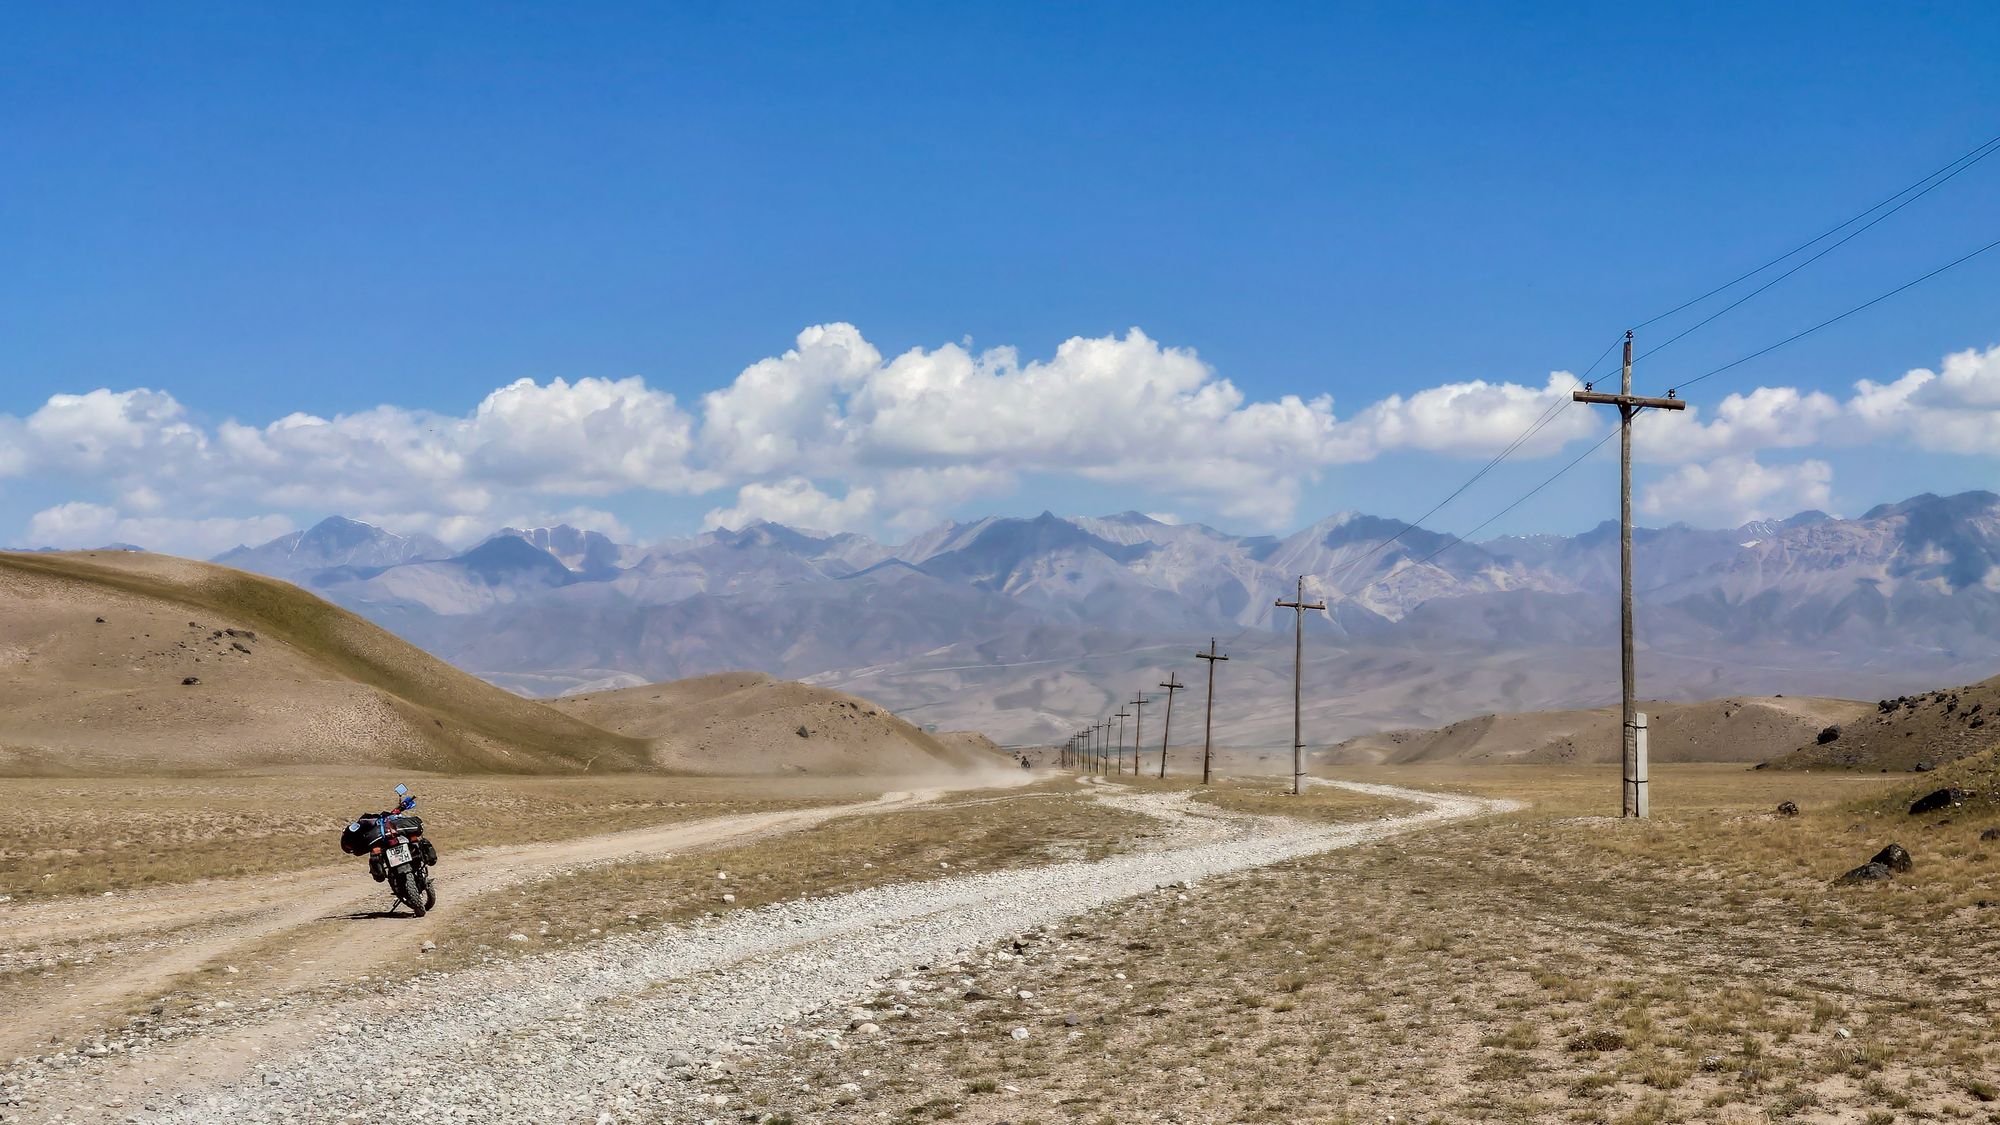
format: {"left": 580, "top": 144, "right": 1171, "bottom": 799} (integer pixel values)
{"left": 4, "top": 3, "right": 2000, "bottom": 554}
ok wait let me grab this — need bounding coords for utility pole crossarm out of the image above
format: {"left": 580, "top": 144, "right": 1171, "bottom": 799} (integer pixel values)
{"left": 1571, "top": 390, "right": 1687, "bottom": 411}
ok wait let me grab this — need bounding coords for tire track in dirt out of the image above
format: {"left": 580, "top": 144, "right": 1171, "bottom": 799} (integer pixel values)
{"left": 0, "top": 775, "right": 1033, "bottom": 1060}
{"left": 7, "top": 780, "right": 1514, "bottom": 1123}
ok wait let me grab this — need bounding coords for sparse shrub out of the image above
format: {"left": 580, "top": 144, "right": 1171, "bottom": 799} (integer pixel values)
{"left": 1567, "top": 1029, "right": 1627, "bottom": 1052}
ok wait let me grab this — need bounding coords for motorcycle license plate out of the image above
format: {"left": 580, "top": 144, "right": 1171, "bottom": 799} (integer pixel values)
{"left": 384, "top": 843, "right": 413, "bottom": 867}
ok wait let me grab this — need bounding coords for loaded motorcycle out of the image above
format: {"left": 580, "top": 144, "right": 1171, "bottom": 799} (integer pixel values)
{"left": 339, "top": 783, "right": 439, "bottom": 916}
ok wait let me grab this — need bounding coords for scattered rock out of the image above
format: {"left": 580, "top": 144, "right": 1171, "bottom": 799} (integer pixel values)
{"left": 1869, "top": 843, "right": 1913, "bottom": 873}
{"left": 1909, "top": 787, "right": 1971, "bottom": 815}
{"left": 230, "top": 642, "right": 251, "bottom": 654}
{"left": 1009, "top": 1027, "right": 1030, "bottom": 1041}
{"left": 796, "top": 725, "right": 811, "bottom": 738}
{"left": 94, "top": 616, "right": 106, "bottom": 624}
{"left": 1776, "top": 800, "right": 1800, "bottom": 817}
{"left": 180, "top": 676, "right": 200, "bottom": 686}
{"left": 1816, "top": 724, "right": 1841, "bottom": 745}
{"left": 1981, "top": 827, "right": 2000, "bottom": 842}
{"left": 1832, "top": 862, "right": 1893, "bottom": 885}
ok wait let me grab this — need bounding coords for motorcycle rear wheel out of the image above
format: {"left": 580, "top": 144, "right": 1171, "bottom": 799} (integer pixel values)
{"left": 395, "top": 869, "right": 427, "bottom": 917}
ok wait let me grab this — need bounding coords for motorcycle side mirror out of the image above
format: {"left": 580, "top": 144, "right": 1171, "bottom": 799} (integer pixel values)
{"left": 394, "top": 784, "right": 409, "bottom": 797}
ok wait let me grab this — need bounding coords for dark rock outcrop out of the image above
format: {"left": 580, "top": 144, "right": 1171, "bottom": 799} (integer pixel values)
{"left": 1868, "top": 843, "right": 1912, "bottom": 873}
{"left": 1909, "top": 787, "right": 1972, "bottom": 815}
{"left": 1832, "top": 861, "right": 1893, "bottom": 885}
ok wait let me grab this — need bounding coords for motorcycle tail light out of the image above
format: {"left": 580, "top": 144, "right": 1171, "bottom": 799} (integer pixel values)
{"left": 371, "top": 846, "right": 382, "bottom": 855}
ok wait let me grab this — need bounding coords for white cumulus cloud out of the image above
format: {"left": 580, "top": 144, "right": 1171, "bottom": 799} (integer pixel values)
{"left": 1638, "top": 456, "right": 1834, "bottom": 527}
{"left": 703, "top": 478, "right": 878, "bottom": 534}
{"left": 12, "top": 329, "right": 1999, "bottom": 549}
{"left": 26, "top": 502, "right": 296, "bottom": 557}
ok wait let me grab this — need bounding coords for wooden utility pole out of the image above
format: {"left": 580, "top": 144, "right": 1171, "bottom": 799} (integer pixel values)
{"left": 1274, "top": 576, "right": 1326, "bottom": 795}
{"left": 1113, "top": 709, "right": 1130, "bottom": 776}
{"left": 1195, "top": 639, "right": 1229, "bottom": 785}
{"left": 1156, "top": 674, "right": 1183, "bottom": 779}
{"left": 1572, "top": 330, "right": 1686, "bottom": 818}
{"left": 1128, "top": 694, "right": 1148, "bottom": 777}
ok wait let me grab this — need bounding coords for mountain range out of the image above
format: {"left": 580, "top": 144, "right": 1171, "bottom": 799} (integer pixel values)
{"left": 181, "top": 490, "right": 2000, "bottom": 747}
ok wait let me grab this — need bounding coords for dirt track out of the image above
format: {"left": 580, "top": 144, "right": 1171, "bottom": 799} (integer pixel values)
{"left": 2, "top": 778, "right": 1513, "bottom": 1123}
{"left": 0, "top": 777, "right": 1023, "bottom": 1061}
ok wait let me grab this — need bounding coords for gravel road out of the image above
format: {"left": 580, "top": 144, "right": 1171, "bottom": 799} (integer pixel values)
{"left": 8, "top": 780, "right": 1514, "bottom": 1124}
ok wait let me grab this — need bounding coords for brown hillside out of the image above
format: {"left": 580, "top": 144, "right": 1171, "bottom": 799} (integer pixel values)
{"left": 1765, "top": 674, "right": 2000, "bottom": 771}
{"left": 1326, "top": 695, "right": 1870, "bottom": 766}
{"left": 0, "top": 551, "right": 650, "bottom": 775}
{"left": 550, "top": 672, "right": 1007, "bottom": 775}
{"left": 935, "top": 730, "right": 1011, "bottom": 762}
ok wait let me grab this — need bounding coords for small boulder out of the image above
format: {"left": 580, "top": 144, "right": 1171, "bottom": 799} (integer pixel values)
{"left": 1776, "top": 800, "right": 1800, "bottom": 817}
{"left": 1816, "top": 725, "right": 1841, "bottom": 745}
{"left": 1869, "top": 843, "right": 1912, "bottom": 873}
{"left": 1832, "top": 862, "right": 1893, "bottom": 886}
{"left": 1981, "top": 827, "right": 2000, "bottom": 842}
{"left": 180, "top": 676, "right": 200, "bottom": 686}
{"left": 796, "top": 725, "right": 811, "bottom": 738}
{"left": 1909, "top": 787, "right": 1971, "bottom": 815}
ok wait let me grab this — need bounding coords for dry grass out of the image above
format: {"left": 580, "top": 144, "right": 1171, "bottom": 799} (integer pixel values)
{"left": 428, "top": 782, "right": 1168, "bottom": 963}
{"left": 0, "top": 774, "right": 866, "bottom": 899}
{"left": 711, "top": 764, "right": 2000, "bottom": 1123}
{"left": 1192, "top": 777, "right": 1422, "bottom": 823}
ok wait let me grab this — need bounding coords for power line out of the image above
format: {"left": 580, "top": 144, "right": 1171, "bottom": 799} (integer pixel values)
{"left": 1321, "top": 334, "right": 1625, "bottom": 591}
{"left": 1631, "top": 131, "right": 2000, "bottom": 332}
{"left": 1356, "top": 231, "right": 2000, "bottom": 593}
{"left": 1398, "top": 428, "right": 1620, "bottom": 573}
{"left": 1664, "top": 233, "right": 2000, "bottom": 394}
{"left": 1636, "top": 136, "right": 2000, "bottom": 362}
{"left": 1321, "top": 132, "right": 2000, "bottom": 599}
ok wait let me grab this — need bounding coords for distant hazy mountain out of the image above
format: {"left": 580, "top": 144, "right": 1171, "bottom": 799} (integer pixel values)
{"left": 213, "top": 516, "right": 448, "bottom": 579}
{"left": 199, "top": 492, "right": 2000, "bottom": 747}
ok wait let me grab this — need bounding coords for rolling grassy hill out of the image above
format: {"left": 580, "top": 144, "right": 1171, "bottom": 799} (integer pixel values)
{"left": 0, "top": 550, "right": 652, "bottom": 774}
{"left": 1766, "top": 673, "right": 2000, "bottom": 772}
{"left": 549, "top": 671, "right": 1013, "bottom": 775}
